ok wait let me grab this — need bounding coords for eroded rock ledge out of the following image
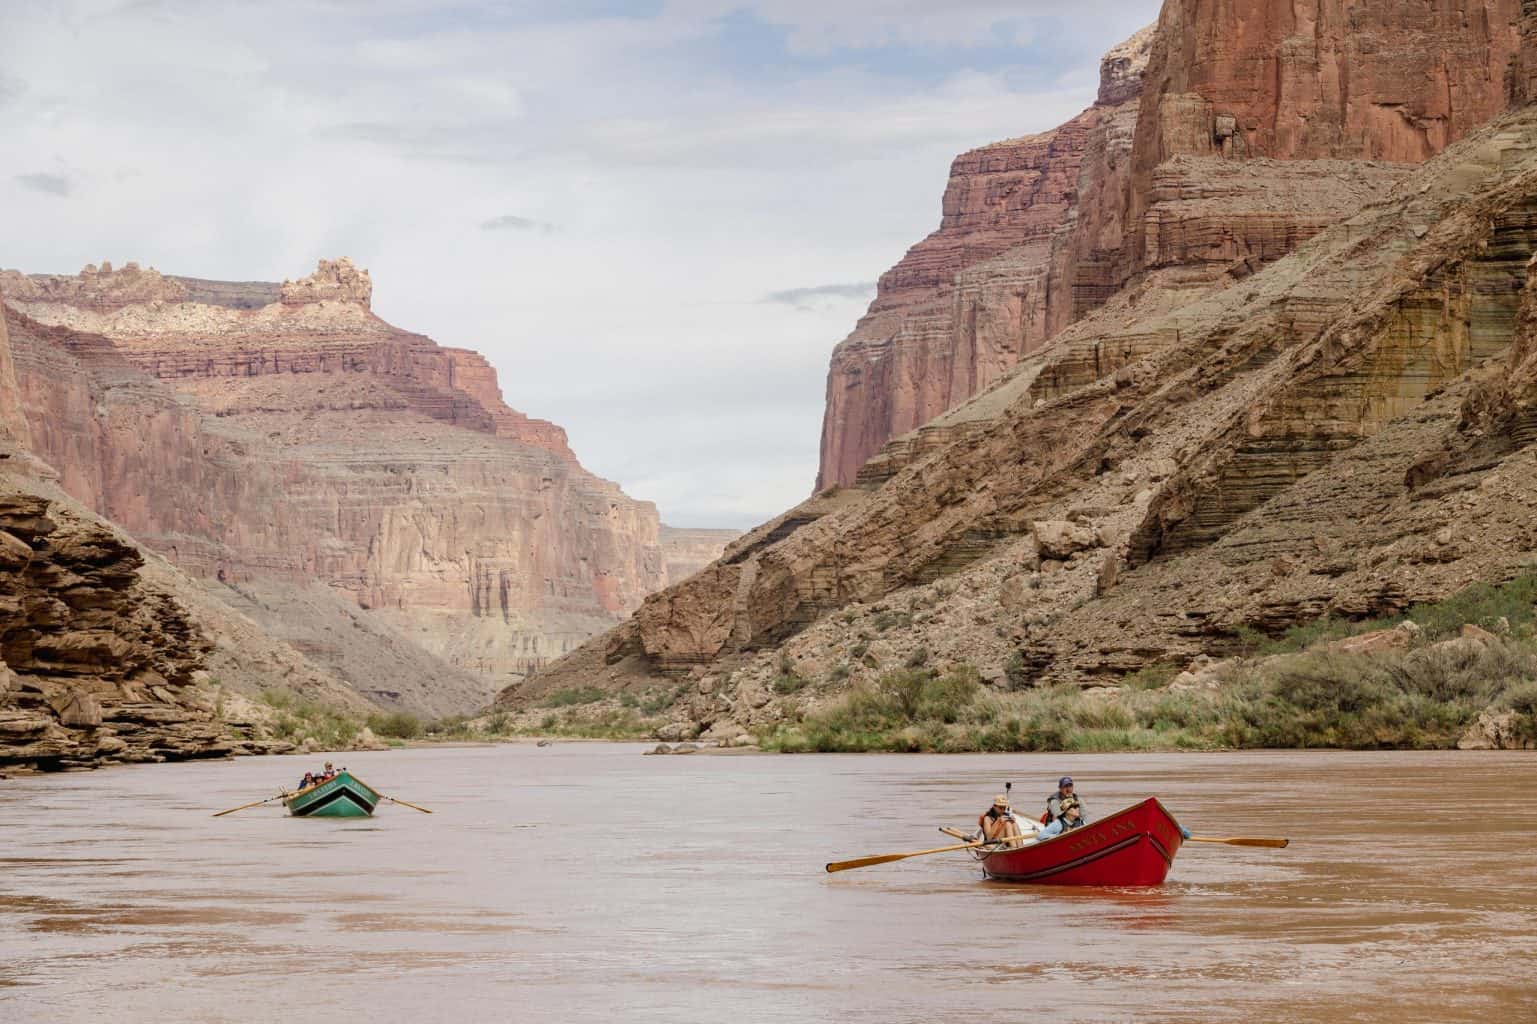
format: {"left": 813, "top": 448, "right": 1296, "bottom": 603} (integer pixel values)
{"left": 0, "top": 484, "right": 231, "bottom": 770}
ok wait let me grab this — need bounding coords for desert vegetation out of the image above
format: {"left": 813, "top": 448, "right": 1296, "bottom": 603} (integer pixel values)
{"left": 760, "top": 575, "right": 1537, "bottom": 753}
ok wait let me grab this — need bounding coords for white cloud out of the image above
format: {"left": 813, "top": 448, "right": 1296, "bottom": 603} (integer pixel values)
{"left": 15, "top": 172, "right": 73, "bottom": 196}
{"left": 0, "top": 0, "right": 1162, "bottom": 528}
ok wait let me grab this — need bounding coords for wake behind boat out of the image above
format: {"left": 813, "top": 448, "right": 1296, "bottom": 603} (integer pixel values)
{"left": 283, "top": 769, "right": 380, "bottom": 818}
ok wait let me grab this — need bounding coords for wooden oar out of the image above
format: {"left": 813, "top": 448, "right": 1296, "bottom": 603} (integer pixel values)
{"left": 385, "top": 795, "right": 433, "bottom": 814}
{"left": 345, "top": 772, "right": 433, "bottom": 814}
{"left": 827, "top": 832, "right": 1035, "bottom": 873}
{"left": 211, "top": 793, "right": 289, "bottom": 817}
{"left": 1187, "top": 835, "right": 1289, "bottom": 848}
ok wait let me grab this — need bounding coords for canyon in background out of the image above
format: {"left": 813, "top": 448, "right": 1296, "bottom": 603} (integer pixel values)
{"left": 1, "top": 258, "right": 733, "bottom": 767}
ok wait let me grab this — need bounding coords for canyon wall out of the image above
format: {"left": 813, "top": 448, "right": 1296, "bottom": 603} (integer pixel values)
{"left": 511, "top": 4, "right": 1537, "bottom": 742}
{"left": 1, "top": 259, "right": 674, "bottom": 712}
{"left": 818, "top": 2, "right": 1530, "bottom": 491}
{"left": 815, "top": 28, "right": 1154, "bottom": 490}
{"left": 1, "top": 277, "right": 373, "bottom": 769}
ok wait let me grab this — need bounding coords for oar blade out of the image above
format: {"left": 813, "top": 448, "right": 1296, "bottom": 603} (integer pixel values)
{"left": 388, "top": 796, "right": 433, "bottom": 814}
{"left": 1188, "top": 835, "right": 1290, "bottom": 848}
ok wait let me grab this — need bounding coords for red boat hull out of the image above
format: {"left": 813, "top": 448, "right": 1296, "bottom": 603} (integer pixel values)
{"left": 976, "top": 797, "right": 1184, "bottom": 886}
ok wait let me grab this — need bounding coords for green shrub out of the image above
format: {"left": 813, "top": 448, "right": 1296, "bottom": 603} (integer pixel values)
{"left": 1404, "top": 573, "right": 1537, "bottom": 638}
{"left": 367, "top": 711, "right": 424, "bottom": 739}
{"left": 542, "top": 687, "right": 606, "bottom": 708}
{"left": 1003, "top": 650, "right": 1030, "bottom": 689}
{"left": 640, "top": 687, "right": 683, "bottom": 714}
{"left": 1123, "top": 662, "right": 1179, "bottom": 690}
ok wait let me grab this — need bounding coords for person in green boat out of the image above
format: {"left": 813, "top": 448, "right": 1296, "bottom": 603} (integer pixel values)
{"left": 297, "top": 763, "right": 339, "bottom": 790}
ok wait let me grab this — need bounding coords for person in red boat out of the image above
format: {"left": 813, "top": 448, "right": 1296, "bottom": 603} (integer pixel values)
{"left": 979, "top": 793, "right": 1024, "bottom": 843}
{"left": 1044, "top": 776, "right": 1083, "bottom": 824}
{"left": 1035, "top": 798, "right": 1084, "bottom": 840}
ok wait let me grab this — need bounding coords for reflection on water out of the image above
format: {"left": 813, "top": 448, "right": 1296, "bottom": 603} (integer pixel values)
{"left": 2, "top": 747, "right": 1535, "bottom": 1022}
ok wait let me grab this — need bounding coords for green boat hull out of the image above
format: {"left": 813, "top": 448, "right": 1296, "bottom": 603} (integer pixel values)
{"left": 283, "top": 770, "right": 380, "bottom": 818}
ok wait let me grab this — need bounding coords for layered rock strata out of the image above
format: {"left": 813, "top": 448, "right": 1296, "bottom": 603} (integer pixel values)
{"left": 2, "top": 259, "right": 672, "bottom": 710}
{"left": 509, "top": 16, "right": 1537, "bottom": 743}
{"left": 816, "top": 29, "right": 1155, "bottom": 490}
{"left": 819, "top": 3, "right": 1531, "bottom": 492}
{"left": 0, "top": 483, "right": 231, "bottom": 769}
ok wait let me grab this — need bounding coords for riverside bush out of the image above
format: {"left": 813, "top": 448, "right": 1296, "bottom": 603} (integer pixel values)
{"left": 259, "top": 691, "right": 362, "bottom": 749}
{"left": 542, "top": 687, "right": 606, "bottom": 708}
{"left": 366, "top": 711, "right": 424, "bottom": 739}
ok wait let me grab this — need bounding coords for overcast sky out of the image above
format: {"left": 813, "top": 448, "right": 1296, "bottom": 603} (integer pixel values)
{"left": 1, "top": 0, "right": 1161, "bottom": 528}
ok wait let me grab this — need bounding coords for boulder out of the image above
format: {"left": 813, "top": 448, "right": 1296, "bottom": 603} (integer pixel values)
{"left": 1457, "top": 710, "right": 1536, "bottom": 750}
{"left": 1032, "top": 521, "right": 1098, "bottom": 560}
{"left": 655, "top": 720, "right": 699, "bottom": 743}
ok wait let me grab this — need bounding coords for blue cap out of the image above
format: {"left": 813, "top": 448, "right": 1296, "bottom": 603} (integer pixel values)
{"left": 1059, "top": 776, "right": 1074, "bottom": 788}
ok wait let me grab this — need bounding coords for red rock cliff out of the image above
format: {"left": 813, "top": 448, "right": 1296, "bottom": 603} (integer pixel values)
{"left": 816, "top": 28, "right": 1153, "bottom": 490}
{"left": 819, "top": 3, "right": 1530, "bottom": 491}
{"left": 1, "top": 260, "right": 673, "bottom": 708}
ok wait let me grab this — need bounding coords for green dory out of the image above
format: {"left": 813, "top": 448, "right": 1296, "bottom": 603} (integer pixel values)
{"left": 283, "top": 770, "right": 381, "bottom": 818}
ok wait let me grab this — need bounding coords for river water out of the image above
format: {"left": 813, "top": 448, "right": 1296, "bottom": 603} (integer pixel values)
{"left": 1, "top": 746, "right": 1533, "bottom": 1023}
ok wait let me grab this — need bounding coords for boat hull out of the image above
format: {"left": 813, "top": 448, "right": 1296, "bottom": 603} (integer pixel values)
{"left": 283, "top": 771, "right": 380, "bottom": 818}
{"left": 977, "top": 797, "right": 1183, "bottom": 886}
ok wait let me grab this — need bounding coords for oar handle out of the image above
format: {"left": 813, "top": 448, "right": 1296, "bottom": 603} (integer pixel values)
{"left": 826, "top": 830, "right": 1036, "bottom": 873}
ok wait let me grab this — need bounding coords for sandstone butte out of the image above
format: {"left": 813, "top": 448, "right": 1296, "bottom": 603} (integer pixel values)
{"left": 0, "top": 258, "right": 735, "bottom": 768}
{"left": 509, "top": 0, "right": 1537, "bottom": 747}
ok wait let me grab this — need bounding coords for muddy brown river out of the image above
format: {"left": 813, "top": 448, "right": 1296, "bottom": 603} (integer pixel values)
{"left": 1, "top": 747, "right": 1533, "bottom": 1022}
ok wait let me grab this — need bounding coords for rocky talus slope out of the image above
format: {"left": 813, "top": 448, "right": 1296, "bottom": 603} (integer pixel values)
{"left": 817, "top": 1, "right": 1529, "bottom": 490}
{"left": 1, "top": 259, "right": 707, "bottom": 714}
{"left": 508, "top": 3, "right": 1537, "bottom": 749}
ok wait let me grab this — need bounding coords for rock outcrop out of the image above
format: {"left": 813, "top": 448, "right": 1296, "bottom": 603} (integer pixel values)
{"left": 510, "top": 3, "right": 1537, "bottom": 744}
{"left": 1, "top": 259, "right": 678, "bottom": 712}
{"left": 0, "top": 483, "right": 231, "bottom": 769}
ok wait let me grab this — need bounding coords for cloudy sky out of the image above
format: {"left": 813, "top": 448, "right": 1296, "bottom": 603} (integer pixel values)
{"left": 1, "top": 0, "right": 1161, "bottom": 528}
